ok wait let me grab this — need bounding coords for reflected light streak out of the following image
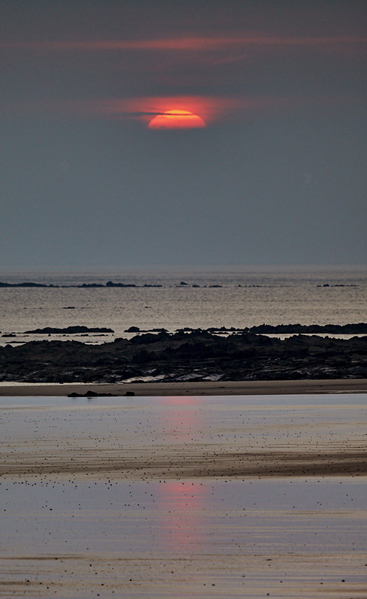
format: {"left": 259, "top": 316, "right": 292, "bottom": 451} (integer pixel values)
{"left": 159, "top": 481, "right": 208, "bottom": 550}
{"left": 155, "top": 397, "right": 208, "bottom": 549}
{"left": 157, "top": 396, "right": 204, "bottom": 443}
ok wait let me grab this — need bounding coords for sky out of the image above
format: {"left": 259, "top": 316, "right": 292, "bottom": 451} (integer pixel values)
{"left": 0, "top": 0, "right": 366, "bottom": 269}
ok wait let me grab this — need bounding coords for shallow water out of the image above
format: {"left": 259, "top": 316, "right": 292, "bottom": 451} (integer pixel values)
{"left": 0, "top": 394, "right": 366, "bottom": 597}
{"left": 1, "top": 266, "right": 366, "bottom": 345}
{"left": 1, "top": 477, "right": 366, "bottom": 597}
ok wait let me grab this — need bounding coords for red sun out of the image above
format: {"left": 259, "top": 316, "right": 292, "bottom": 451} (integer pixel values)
{"left": 148, "top": 109, "right": 206, "bottom": 129}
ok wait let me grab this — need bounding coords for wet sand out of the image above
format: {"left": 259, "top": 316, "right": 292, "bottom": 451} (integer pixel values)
{"left": 1, "top": 394, "right": 366, "bottom": 597}
{"left": 1, "top": 377, "right": 367, "bottom": 396}
{"left": 2, "top": 477, "right": 367, "bottom": 598}
{"left": 1, "top": 394, "right": 367, "bottom": 480}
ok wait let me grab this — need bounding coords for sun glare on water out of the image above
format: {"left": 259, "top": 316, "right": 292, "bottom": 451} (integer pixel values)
{"left": 148, "top": 109, "right": 206, "bottom": 129}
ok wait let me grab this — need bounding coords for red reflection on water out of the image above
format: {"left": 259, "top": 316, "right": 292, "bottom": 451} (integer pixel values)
{"left": 159, "top": 481, "right": 208, "bottom": 550}
{"left": 159, "top": 396, "right": 203, "bottom": 406}
{"left": 155, "top": 397, "right": 208, "bottom": 549}
{"left": 158, "top": 397, "right": 204, "bottom": 443}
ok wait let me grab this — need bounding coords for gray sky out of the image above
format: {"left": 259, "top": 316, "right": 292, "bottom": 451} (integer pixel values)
{"left": 1, "top": 0, "right": 366, "bottom": 269}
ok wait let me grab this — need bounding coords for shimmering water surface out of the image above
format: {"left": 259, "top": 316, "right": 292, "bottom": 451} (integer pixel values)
{"left": 1, "top": 477, "right": 366, "bottom": 598}
{"left": 1, "top": 266, "right": 366, "bottom": 345}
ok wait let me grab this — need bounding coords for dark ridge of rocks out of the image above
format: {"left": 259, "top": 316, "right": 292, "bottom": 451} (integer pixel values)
{"left": 0, "top": 331, "right": 366, "bottom": 384}
{"left": 246, "top": 323, "right": 367, "bottom": 335}
{"left": 0, "top": 280, "right": 160, "bottom": 289}
{"left": 68, "top": 390, "right": 116, "bottom": 397}
{"left": 124, "top": 327, "right": 168, "bottom": 334}
{"left": 0, "top": 279, "right": 360, "bottom": 290}
{"left": 317, "top": 283, "right": 357, "bottom": 287}
{"left": 24, "top": 326, "right": 114, "bottom": 334}
{"left": 174, "top": 324, "right": 367, "bottom": 335}
{"left": 0, "top": 281, "right": 51, "bottom": 288}
{"left": 105, "top": 281, "right": 136, "bottom": 287}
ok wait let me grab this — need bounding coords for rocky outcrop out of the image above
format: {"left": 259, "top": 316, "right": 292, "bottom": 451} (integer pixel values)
{"left": 0, "top": 330, "right": 366, "bottom": 383}
{"left": 246, "top": 323, "right": 367, "bottom": 335}
{"left": 24, "top": 326, "right": 114, "bottom": 334}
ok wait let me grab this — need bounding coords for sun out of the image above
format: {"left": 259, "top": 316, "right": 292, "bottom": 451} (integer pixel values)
{"left": 148, "top": 109, "right": 206, "bottom": 129}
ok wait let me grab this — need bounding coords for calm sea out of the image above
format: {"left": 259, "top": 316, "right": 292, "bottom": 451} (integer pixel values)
{"left": 1, "top": 266, "right": 366, "bottom": 346}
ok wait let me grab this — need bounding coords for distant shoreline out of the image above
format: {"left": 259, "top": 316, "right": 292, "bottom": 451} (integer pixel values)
{"left": 4, "top": 322, "right": 367, "bottom": 335}
{"left": 0, "top": 280, "right": 161, "bottom": 288}
{"left": 1, "top": 379, "right": 366, "bottom": 397}
{"left": 0, "top": 279, "right": 361, "bottom": 290}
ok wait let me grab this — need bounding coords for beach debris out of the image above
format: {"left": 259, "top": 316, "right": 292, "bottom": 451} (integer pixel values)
{"left": 67, "top": 390, "right": 116, "bottom": 397}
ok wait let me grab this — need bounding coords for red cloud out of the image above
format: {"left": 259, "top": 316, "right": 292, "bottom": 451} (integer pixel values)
{"left": 1, "top": 36, "right": 366, "bottom": 52}
{"left": 2, "top": 94, "right": 364, "bottom": 125}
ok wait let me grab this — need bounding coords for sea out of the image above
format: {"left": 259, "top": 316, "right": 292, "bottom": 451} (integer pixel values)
{"left": 1, "top": 265, "right": 366, "bottom": 346}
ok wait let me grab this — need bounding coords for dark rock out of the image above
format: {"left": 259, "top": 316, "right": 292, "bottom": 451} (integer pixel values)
{"left": 248, "top": 323, "right": 367, "bottom": 335}
{"left": 67, "top": 390, "right": 116, "bottom": 397}
{"left": 25, "top": 326, "right": 114, "bottom": 334}
{"left": 1, "top": 330, "right": 366, "bottom": 384}
{"left": 0, "top": 281, "right": 49, "bottom": 288}
{"left": 106, "top": 281, "right": 137, "bottom": 287}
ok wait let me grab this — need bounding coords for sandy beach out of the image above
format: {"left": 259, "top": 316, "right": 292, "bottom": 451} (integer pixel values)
{"left": 1, "top": 391, "right": 366, "bottom": 597}
{"left": 1, "top": 377, "right": 367, "bottom": 396}
{"left": 1, "top": 391, "right": 367, "bottom": 480}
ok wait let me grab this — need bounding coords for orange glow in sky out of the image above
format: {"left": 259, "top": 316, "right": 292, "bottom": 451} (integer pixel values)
{"left": 136, "top": 96, "right": 233, "bottom": 127}
{"left": 148, "top": 109, "right": 206, "bottom": 129}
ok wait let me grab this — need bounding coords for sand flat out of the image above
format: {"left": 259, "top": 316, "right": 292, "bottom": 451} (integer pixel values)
{"left": 1, "top": 378, "right": 367, "bottom": 396}
{"left": 1, "top": 394, "right": 367, "bottom": 479}
{"left": 1, "top": 394, "right": 366, "bottom": 597}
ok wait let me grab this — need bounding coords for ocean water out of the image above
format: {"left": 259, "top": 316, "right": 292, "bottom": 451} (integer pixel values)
{"left": 1, "top": 266, "right": 366, "bottom": 346}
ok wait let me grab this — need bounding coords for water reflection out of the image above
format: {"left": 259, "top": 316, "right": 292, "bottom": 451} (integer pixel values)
{"left": 159, "top": 481, "right": 208, "bottom": 550}
{"left": 155, "top": 398, "right": 208, "bottom": 550}
{"left": 1, "top": 391, "right": 367, "bottom": 597}
{"left": 157, "top": 396, "right": 205, "bottom": 444}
